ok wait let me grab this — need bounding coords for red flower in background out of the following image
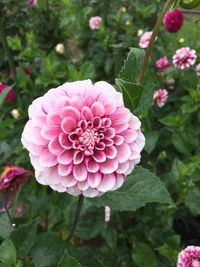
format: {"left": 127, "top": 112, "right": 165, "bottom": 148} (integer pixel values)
{"left": 9, "top": 67, "right": 32, "bottom": 78}
{"left": 163, "top": 9, "right": 184, "bottom": 33}
{"left": 0, "top": 83, "right": 16, "bottom": 103}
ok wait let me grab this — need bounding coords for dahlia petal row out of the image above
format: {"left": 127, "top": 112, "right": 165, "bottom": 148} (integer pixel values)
{"left": 21, "top": 80, "right": 145, "bottom": 197}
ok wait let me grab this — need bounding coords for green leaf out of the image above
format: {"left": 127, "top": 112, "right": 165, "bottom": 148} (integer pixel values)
{"left": 58, "top": 250, "right": 82, "bottom": 267}
{"left": 0, "top": 86, "right": 12, "bottom": 107}
{"left": 118, "top": 48, "right": 157, "bottom": 114}
{"left": 185, "top": 187, "right": 200, "bottom": 215}
{"left": 10, "top": 220, "right": 37, "bottom": 257}
{"left": 92, "top": 166, "right": 172, "bottom": 211}
{"left": 156, "top": 235, "right": 180, "bottom": 262}
{"left": 132, "top": 242, "right": 156, "bottom": 267}
{"left": 115, "top": 79, "right": 143, "bottom": 111}
{"left": 15, "top": 261, "right": 23, "bottom": 267}
{"left": 144, "top": 131, "right": 159, "bottom": 154}
{"left": 30, "top": 233, "right": 65, "bottom": 267}
{"left": 0, "top": 213, "right": 13, "bottom": 239}
{"left": 0, "top": 239, "right": 16, "bottom": 265}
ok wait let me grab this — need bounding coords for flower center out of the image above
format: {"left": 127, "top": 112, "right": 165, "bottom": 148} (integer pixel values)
{"left": 191, "top": 260, "right": 200, "bottom": 267}
{"left": 79, "top": 128, "right": 99, "bottom": 148}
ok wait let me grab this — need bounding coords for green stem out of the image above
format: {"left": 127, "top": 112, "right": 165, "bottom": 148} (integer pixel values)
{"left": 67, "top": 195, "right": 84, "bottom": 242}
{"left": 0, "top": 21, "right": 17, "bottom": 82}
{"left": 138, "top": 0, "right": 174, "bottom": 84}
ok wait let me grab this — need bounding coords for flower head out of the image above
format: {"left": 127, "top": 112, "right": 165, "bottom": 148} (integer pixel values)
{"left": 0, "top": 83, "right": 16, "bottom": 103}
{"left": 163, "top": 9, "right": 184, "bottom": 33}
{"left": 173, "top": 47, "right": 197, "bottom": 70}
{"left": 153, "top": 89, "right": 168, "bottom": 107}
{"left": 155, "top": 57, "right": 170, "bottom": 72}
{"left": 0, "top": 164, "right": 32, "bottom": 193}
{"left": 139, "top": 31, "right": 152, "bottom": 48}
{"left": 28, "top": 0, "right": 38, "bottom": 5}
{"left": 89, "top": 16, "right": 102, "bottom": 30}
{"left": 196, "top": 64, "right": 200, "bottom": 77}
{"left": 177, "top": 246, "right": 200, "bottom": 267}
{"left": 21, "top": 80, "right": 145, "bottom": 198}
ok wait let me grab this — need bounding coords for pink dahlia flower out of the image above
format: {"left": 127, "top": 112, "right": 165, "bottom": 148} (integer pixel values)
{"left": 163, "top": 9, "right": 184, "bottom": 33}
{"left": 153, "top": 89, "right": 168, "bottom": 107}
{"left": 89, "top": 16, "right": 102, "bottom": 30}
{"left": 196, "top": 64, "right": 200, "bottom": 77}
{"left": 21, "top": 80, "right": 145, "bottom": 198}
{"left": 139, "top": 31, "right": 152, "bottom": 49}
{"left": 0, "top": 83, "right": 16, "bottom": 103}
{"left": 28, "top": 0, "right": 38, "bottom": 5}
{"left": 177, "top": 246, "right": 200, "bottom": 267}
{"left": 173, "top": 47, "right": 197, "bottom": 70}
{"left": 155, "top": 57, "right": 170, "bottom": 72}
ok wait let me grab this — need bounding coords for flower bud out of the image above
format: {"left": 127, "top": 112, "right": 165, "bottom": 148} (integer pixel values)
{"left": 55, "top": 44, "right": 65, "bottom": 55}
{"left": 11, "top": 109, "right": 20, "bottom": 119}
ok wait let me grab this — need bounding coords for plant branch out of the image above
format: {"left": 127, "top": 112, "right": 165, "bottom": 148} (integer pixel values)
{"left": 138, "top": 0, "right": 174, "bottom": 84}
{"left": 67, "top": 195, "right": 84, "bottom": 242}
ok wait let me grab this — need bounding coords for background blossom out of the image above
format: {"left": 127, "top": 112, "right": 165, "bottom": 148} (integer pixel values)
{"left": 163, "top": 9, "right": 184, "bottom": 33}
{"left": 173, "top": 47, "right": 197, "bottom": 70}
{"left": 0, "top": 83, "right": 16, "bottom": 103}
{"left": 139, "top": 31, "right": 152, "bottom": 48}
{"left": 89, "top": 16, "right": 102, "bottom": 30}
{"left": 155, "top": 57, "right": 170, "bottom": 72}
{"left": 177, "top": 246, "right": 200, "bottom": 267}
{"left": 153, "top": 89, "right": 168, "bottom": 107}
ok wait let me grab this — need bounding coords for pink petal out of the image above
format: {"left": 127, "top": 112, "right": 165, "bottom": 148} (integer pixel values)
{"left": 99, "top": 159, "right": 118, "bottom": 174}
{"left": 135, "top": 131, "right": 145, "bottom": 151}
{"left": 104, "top": 145, "right": 117, "bottom": 159}
{"left": 65, "top": 80, "right": 92, "bottom": 97}
{"left": 58, "top": 163, "right": 73, "bottom": 176}
{"left": 66, "top": 186, "right": 81, "bottom": 196}
{"left": 86, "top": 158, "right": 99, "bottom": 173}
{"left": 50, "top": 184, "right": 66, "bottom": 192}
{"left": 59, "top": 133, "right": 73, "bottom": 149}
{"left": 111, "top": 174, "right": 124, "bottom": 191}
{"left": 57, "top": 150, "right": 74, "bottom": 165}
{"left": 113, "top": 135, "right": 124, "bottom": 146}
{"left": 35, "top": 170, "right": 49, "bottom": 185}
{"left": 47, "top": 110, "right": 62, "bottom": 125}
{"left": 73, "top": 151, "right": 84, "bottom": 164}
{"left": 40, "top": 166, "right": 61, "bottom": 185}
{"left": 39, "top": 148, "right": 57, "bottom": 167}
{"left": 116, "top": 143, "right": 131, "bottom": 163}
{"left": 112, "top": 120, "right": 129, "bottom": 134}
{"left": 120, "top": 129, "right": 137, "bottom": 144}
{"left": 32, "top": 115, "right": 46, "bottom": 128}
{"left": 93, "top": 150, "right": 106, "bottom": 163}
{"left": 116, "top": 161, "right": 129, "bottom": 174}
{"left": 91, "top": 101, "right": 105, "bottom": 117}
{"left": 84, "top": 85, "right": 100, "bottom": 106}
{"left": 81, "top": 106, "right": 93, "bottom": 121}
{"left": 55, "top": 96, "right": 70, "bottom": 109}
{"left": 97, "top": 173, "right": 116, "bottom": 192}
{"left": 30, "top": 154, "right": 45, "bottom": 171}
{"left": 73, "top": 164, "right": 87, "bottom": 181}
{"left": 88, "top": 172, "right": 102, "bottom": 188}
{"left": 104, "top": 128, "right": 115, "bottom": 138}
{"left": 60, "top": 106, "right": 80, "bottom": 121}
{"left": 41, "top": 125, "right": 61, "bottom": 140}
{"left": 60, "top": 174, "right": 77, "bottom": 187}
{"left": 48, "top": 136, "right": 64, "bottom": 156}
{"left": 61, "top": 117, "right": 76, "bottom": 134}
{"left": 70, "top": 95, "right": 85, "bottom": 110}
{"left": 82, "top": 187, "right": 99, "bottom": 197}
{"left": 77, "top": 181, "right": 90, "bottom": 191}
{"left": 109, "top": 108, "right": 131, "bottom": 122}
{"left": 104, "top": 138, "right": 114, "bottom": 146}
{"left": 129, "top": 115, "right": 141, "bottom": 130}
{"left": 31, "top": 128, "right": 48, "bottom": 146}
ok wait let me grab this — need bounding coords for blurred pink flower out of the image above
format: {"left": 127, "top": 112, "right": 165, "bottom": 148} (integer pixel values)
{"left": 177, "top": 246, "right": 200, "bottom": 267}
{"left": 0, "top": 83, "right": 16, "bottom": 103}
{"left": 173, "top": 47, "right": 197, "bottom": 70}
{"left": 105, "top": 206, "right": 111, "bottom": 222}
{"left": 155, "top": 57, "right": 170, "bottom": 72}
{"left": 89, "top": 16, "right": 102, "bottom": 30}
{"left": 21, "top": 80, "right": 145, "bottom": 198}
{"left": 163, "top": 9, "right": 184, "bottom": 33}
{"left": 9, "top": 67, "right": 32, "bottom": 78}
{"left": 196, "top": 64, "right": 200, "bottom": 77}
{"left": 139, "top": 31, "right": 152, "bottom": 48}
{"left": 0, "top": 164, "right": 32, "bottom": 193}
{"left": 153, "top": 89, "right": 168, "bottom": 107}
{"left": 28, "top": 0, "right": 38, "bottom": 5}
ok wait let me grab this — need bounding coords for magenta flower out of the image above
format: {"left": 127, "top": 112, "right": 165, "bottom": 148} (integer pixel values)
{"left": 0, "top": 83, "right": 16, "bottom": 103}
{"left": 155, "top": 57, "right": 170, "bottom": 72}
{"left": 28, "top": 0, "right": 38, "bottom": 5}
{"left": 177, "top": 246, "right": 200, "bottom": 267}
{"left": 163, "top": 9, "right": 184, "bottom": 33}
{"left": 89, "top": 16, "right": 102, "bottom": 30}
{"left": 173, "top": 47, "right": 197, "bottom": 70}
{"left": 153, "top": 89, "right": 168, "bottom": 107}
{"left": 21, "top": 80, "right": 145, "bottom": 197}
{"left": 196, "top": 64, "right": 200, "bottom": 77}
{"left": 139, "top": 31, "right": 152, "bottom": 48}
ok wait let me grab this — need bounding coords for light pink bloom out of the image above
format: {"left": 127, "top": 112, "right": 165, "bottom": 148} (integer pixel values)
{"left": 89, "top": 16, "right": 102, "bottom": 30}
{"left": 0, "top": 83, "right": 16, "bottom": 103}
{"left": 155, "top": 57, "right": 170, "bottom": 72}
{"left": 28, "top": 0, "right": 38, "bottom": 5}
{"left": 105, "top": 206, "right": 111, "bottom": 222}
{"left": 173, "top": 47, "right": 197, "bottom": 70}
{"left": 196, "top": 64, "right": 200, "bottom": 77}
{"left": 177, "top": 246, "right": 200, "bottom": 267}
{"left": 139, "top": 31, "right": 152, "bottom": 48}
{"left": 153, "top": 89, "right": 168, "bottom": 107}
{"left": 21, "top": 80, "right": 145, "bottom": 198}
